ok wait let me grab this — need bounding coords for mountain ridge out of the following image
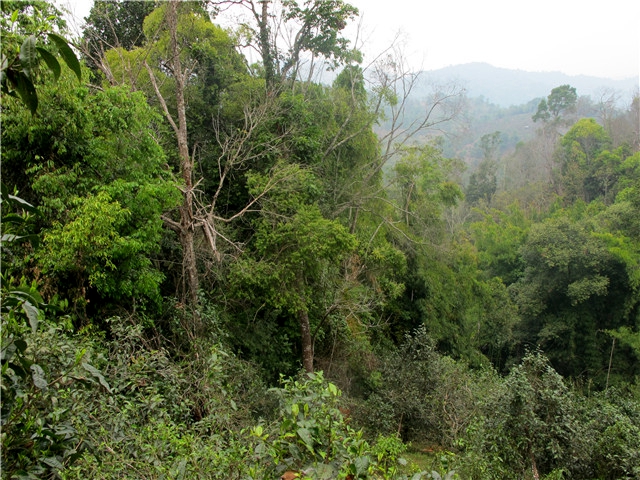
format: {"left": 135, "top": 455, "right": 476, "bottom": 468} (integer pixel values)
{"left": 419, "top": 62, "right": 639, "bottom": 107}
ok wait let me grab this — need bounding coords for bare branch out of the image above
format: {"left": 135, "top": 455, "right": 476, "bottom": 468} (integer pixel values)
{"left": 144, "top": 61, "right": 179, "bottom": 135}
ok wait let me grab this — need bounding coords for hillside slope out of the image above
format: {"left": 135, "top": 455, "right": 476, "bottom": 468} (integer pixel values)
{"left": 418, "top": 62, "right": 638, "bottom": 107}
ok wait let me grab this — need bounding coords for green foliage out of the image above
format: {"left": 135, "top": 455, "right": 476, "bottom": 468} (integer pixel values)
{"left": 1, "top": 293, "right": 106, "bottom": 478}
{"left": 0, "top": 1, "right": 81, "bottom": 114}
{"left": 39, "top": 191, "right": 165, "bottom": 303}
{"left": 249, "top": 371, "right": 416, "bottom": 479}
{"left": 5, "top": 3, "right": 640, "bottom": 479}
{"left": 390, "top": 143, "right": 463, "bottom": 232}
{"left": 557, "top": 118, "right": 626, "bottom": 203}
{"left": 469, "top": 204, "right": 530, "bottom": 284}
{"left": 251, "top": 371, "right": 369, "bottom": 478}
{"left": 280, "top": 0, "right": 359, "bottom": 69}
{"left": 465, "top": 158, "right": 497, "bottom": 205}
{"left": 510, "top": 211, "right": 639, "bottom": 382}
{"left": 56, "top": 317, "right": 268, "bottom": 479}
{"left": 532, "top": 84, "right": 577, "bottom": 124}
{"left": 356, "top": 327, "right": 494, "bottom": 447}
{"left": 2, "top": 73, "right": 179, "bottom": 309}
{"left": 82, "top": 0, "right": 156, "bottom": 70}
{"left": 229, "top": 165, "right": 358, "bottom": 371}
{"left": 575, "top": 389, "right": 640, "bottom": 479}
{"left": 459, "top": 362, "right": 640, "bottom": 480}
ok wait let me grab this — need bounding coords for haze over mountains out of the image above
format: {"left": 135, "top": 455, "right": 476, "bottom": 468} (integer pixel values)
{"left": 419, "top": 62, "right": 639, "bottom": 107}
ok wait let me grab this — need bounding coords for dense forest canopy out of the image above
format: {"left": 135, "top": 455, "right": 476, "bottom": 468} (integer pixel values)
{"left": 1, "top": 1, "right": 639, "bottom": 479}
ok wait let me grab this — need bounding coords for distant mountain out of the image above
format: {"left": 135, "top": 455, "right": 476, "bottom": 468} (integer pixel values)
{"left": 418, "top": 63, "right": 639, "bottom": 107}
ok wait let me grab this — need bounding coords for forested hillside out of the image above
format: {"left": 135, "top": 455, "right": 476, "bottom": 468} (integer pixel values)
{"left": 2, "top": 2, "right": 639, "bottom": 479}
{"left": 416, "top": 63, "right": 638, "bottom": 108}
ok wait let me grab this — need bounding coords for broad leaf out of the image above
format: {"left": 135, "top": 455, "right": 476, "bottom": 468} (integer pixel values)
{"left": 297, "top": 427, "right": 314, "bottom": 452}
{"left": 10, "top": 287, "right": 44, "bottom": 305}
{"left": 1, "top": 342, "right": 16, "bottom": 363}
{"left": 48, "top": 33, "right": 81, "bottom": 81}
{"left": 21, "top": 299, "right": 40, "bottom": 333}
{"left": 5, "top": 69, "right": 37, "bottom": 113}
{"left": 19, "top": 36, "right": 38, "bottom": 77}
{"left": 1, "top": 234, "right": 23, "bottom": 244}
{"left": 14, "top": 339, "right": 28, "bottom": 353}
{"left": 353, "top": 456, "right": 370, "bottom": 475}
{"left": 31, "top": 363, "right": 48, "bottom": 389}
{"left": 82, "top": 362, "right": 112, "bottom": 392}
{"left": 42, "top": 456, "right": 64, "bottom": 469}
{"left": 8, "top": 193, "right": 38, "bottom": 213}
{"left": 313, "top": 463, "right": 336, "bottom": 479}
{"left": 36, "top": 47, "right": 61, "bottom": 81}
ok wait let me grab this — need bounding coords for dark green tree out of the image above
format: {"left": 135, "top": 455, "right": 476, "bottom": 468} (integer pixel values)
{"left": 230, "top": 165, "right": 357, "bottom": 373}
{"left": 533, "top": 84, "right": 578, "bottom": 124}
{"left": 81, "top": 0, "right": 157, "bottom": 74}
{"left": 1, "top": 71, "right": 179, "bottom": 315}
{"left": 510, "top": 213, "right": 639, "bottom": 383}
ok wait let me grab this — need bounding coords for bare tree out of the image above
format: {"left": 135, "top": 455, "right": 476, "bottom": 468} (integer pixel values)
{"left": 143, "top": 1, "right": 200, "bottom": 309}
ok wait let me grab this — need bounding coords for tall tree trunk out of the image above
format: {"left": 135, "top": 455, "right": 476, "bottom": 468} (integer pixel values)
{"left": 298, "top": 307, "right": 314, "bottom": 373}
{"left": 256, "top": 0, "right": 275, "bottom": 90}
{"left": 167, "top": 0, "right": 199, "bottom": 307}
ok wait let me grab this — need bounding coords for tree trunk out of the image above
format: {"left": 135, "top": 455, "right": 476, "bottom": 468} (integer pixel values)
{"left": 257, "top": 0, "right": 275, "bottom": 90}
{"left": 167, "top": 0, "right": 199, "bottom": 307}
{"left": 298, "top": 307, "right": 314, "bottom": 373}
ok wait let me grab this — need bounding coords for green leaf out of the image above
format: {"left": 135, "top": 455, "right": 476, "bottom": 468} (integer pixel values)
{"left": 297, "top": 427, "right": 314, "bottom": 452}
{"left": 314, "top": 463, "right": 336, "bottom": 479}
{"left": 8, "top": 193, "right": 39, "bottom": 213}
{"left": 31, "top": 363, "right": 48, "bottom": 389}
{"left": 14, "top": 339, "right": 28, "bottom": 353}
{"left": 21, "top": 299, "right": 40, "bottom": 333}
{"left": 1, "top": 53, "right": 9, "bottom": 73}
{"left": 1, "top": 342, "right": 17, "bottom": 362}
{"left": 42, "top": 456, "right": 64, "bottom": 469}
{"left": 19, "top": 36, "right": 38, "bottom": 77}
{"left": 1, "top": 234, "right": 23, "bottom": 244}
{"left": 5, "top": 69, "right": 37, "bottom": 114}
{"left": 47, "top": 33, "right": 81, "bottom": 81}
{"left": 328, "top": 382, "right": 338, "bottom": 396}
{"left": 36, "top": 47, "right": 61, "bottom": 81}
{"left": 11, "top": 287, "right": 44, "bottom": 305}
{"left": 82, "top": 362, "right": 112, "bottom": 393}
{"left": 353, "top": 456, "right": 370, "bottom": 475}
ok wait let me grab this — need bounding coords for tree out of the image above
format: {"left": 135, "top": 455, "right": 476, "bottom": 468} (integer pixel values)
{"left": 510, "top": 213, "right": 639, "bottom": 383}
{"left": 477, "top": 352, "right": 580, "bottom": 479}
{"left": 1, "top": 74, "right": 179, "bottom": 315}
{"left": 466, "top": 158, "right": 498, "bottom": 205}
{"left": 533, "top": 84, "right": 578, "bottom": 125}
{"left": 81, "top": 0, "right": 157, "bottom": 74}
{"left": 557, "top": 118, "right": 614, "bottom": 202}
{"left": 231, "top": 167, "right": 357, "bottom": 372}
{"left": 222, "top": 0, "right": 359, "bottom": 89}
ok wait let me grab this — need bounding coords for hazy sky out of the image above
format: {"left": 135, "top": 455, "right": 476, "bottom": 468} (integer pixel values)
{"left": 347, "top": 0, "right": 639, "bottom": 80}
{"left": 59, "top": 0, "right": 639, "bottom": 80}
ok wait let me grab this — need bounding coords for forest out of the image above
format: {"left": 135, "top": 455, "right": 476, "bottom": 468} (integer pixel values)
{"left": 1, "top": 1, "right": 639, "bottom": 479}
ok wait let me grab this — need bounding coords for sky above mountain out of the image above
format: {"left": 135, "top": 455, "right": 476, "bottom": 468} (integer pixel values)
{"left": 347, "top": 0, "right": 639, "bottom": 80}
{"left": 58, "top": 0, "right": 639, "bottom": 80}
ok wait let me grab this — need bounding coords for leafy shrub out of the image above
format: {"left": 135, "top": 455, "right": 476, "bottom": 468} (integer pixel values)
{"left": 354, "top": 326, "right": 491, "bottom": 447}
{"left": 455, "top": 351, "right": 640, "bottom": 479}
{"left": 1, "top": 299, "right": 108, "bottom": 478}
{"left": 249, "top": 371, "right": 373, "bottom": 479}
